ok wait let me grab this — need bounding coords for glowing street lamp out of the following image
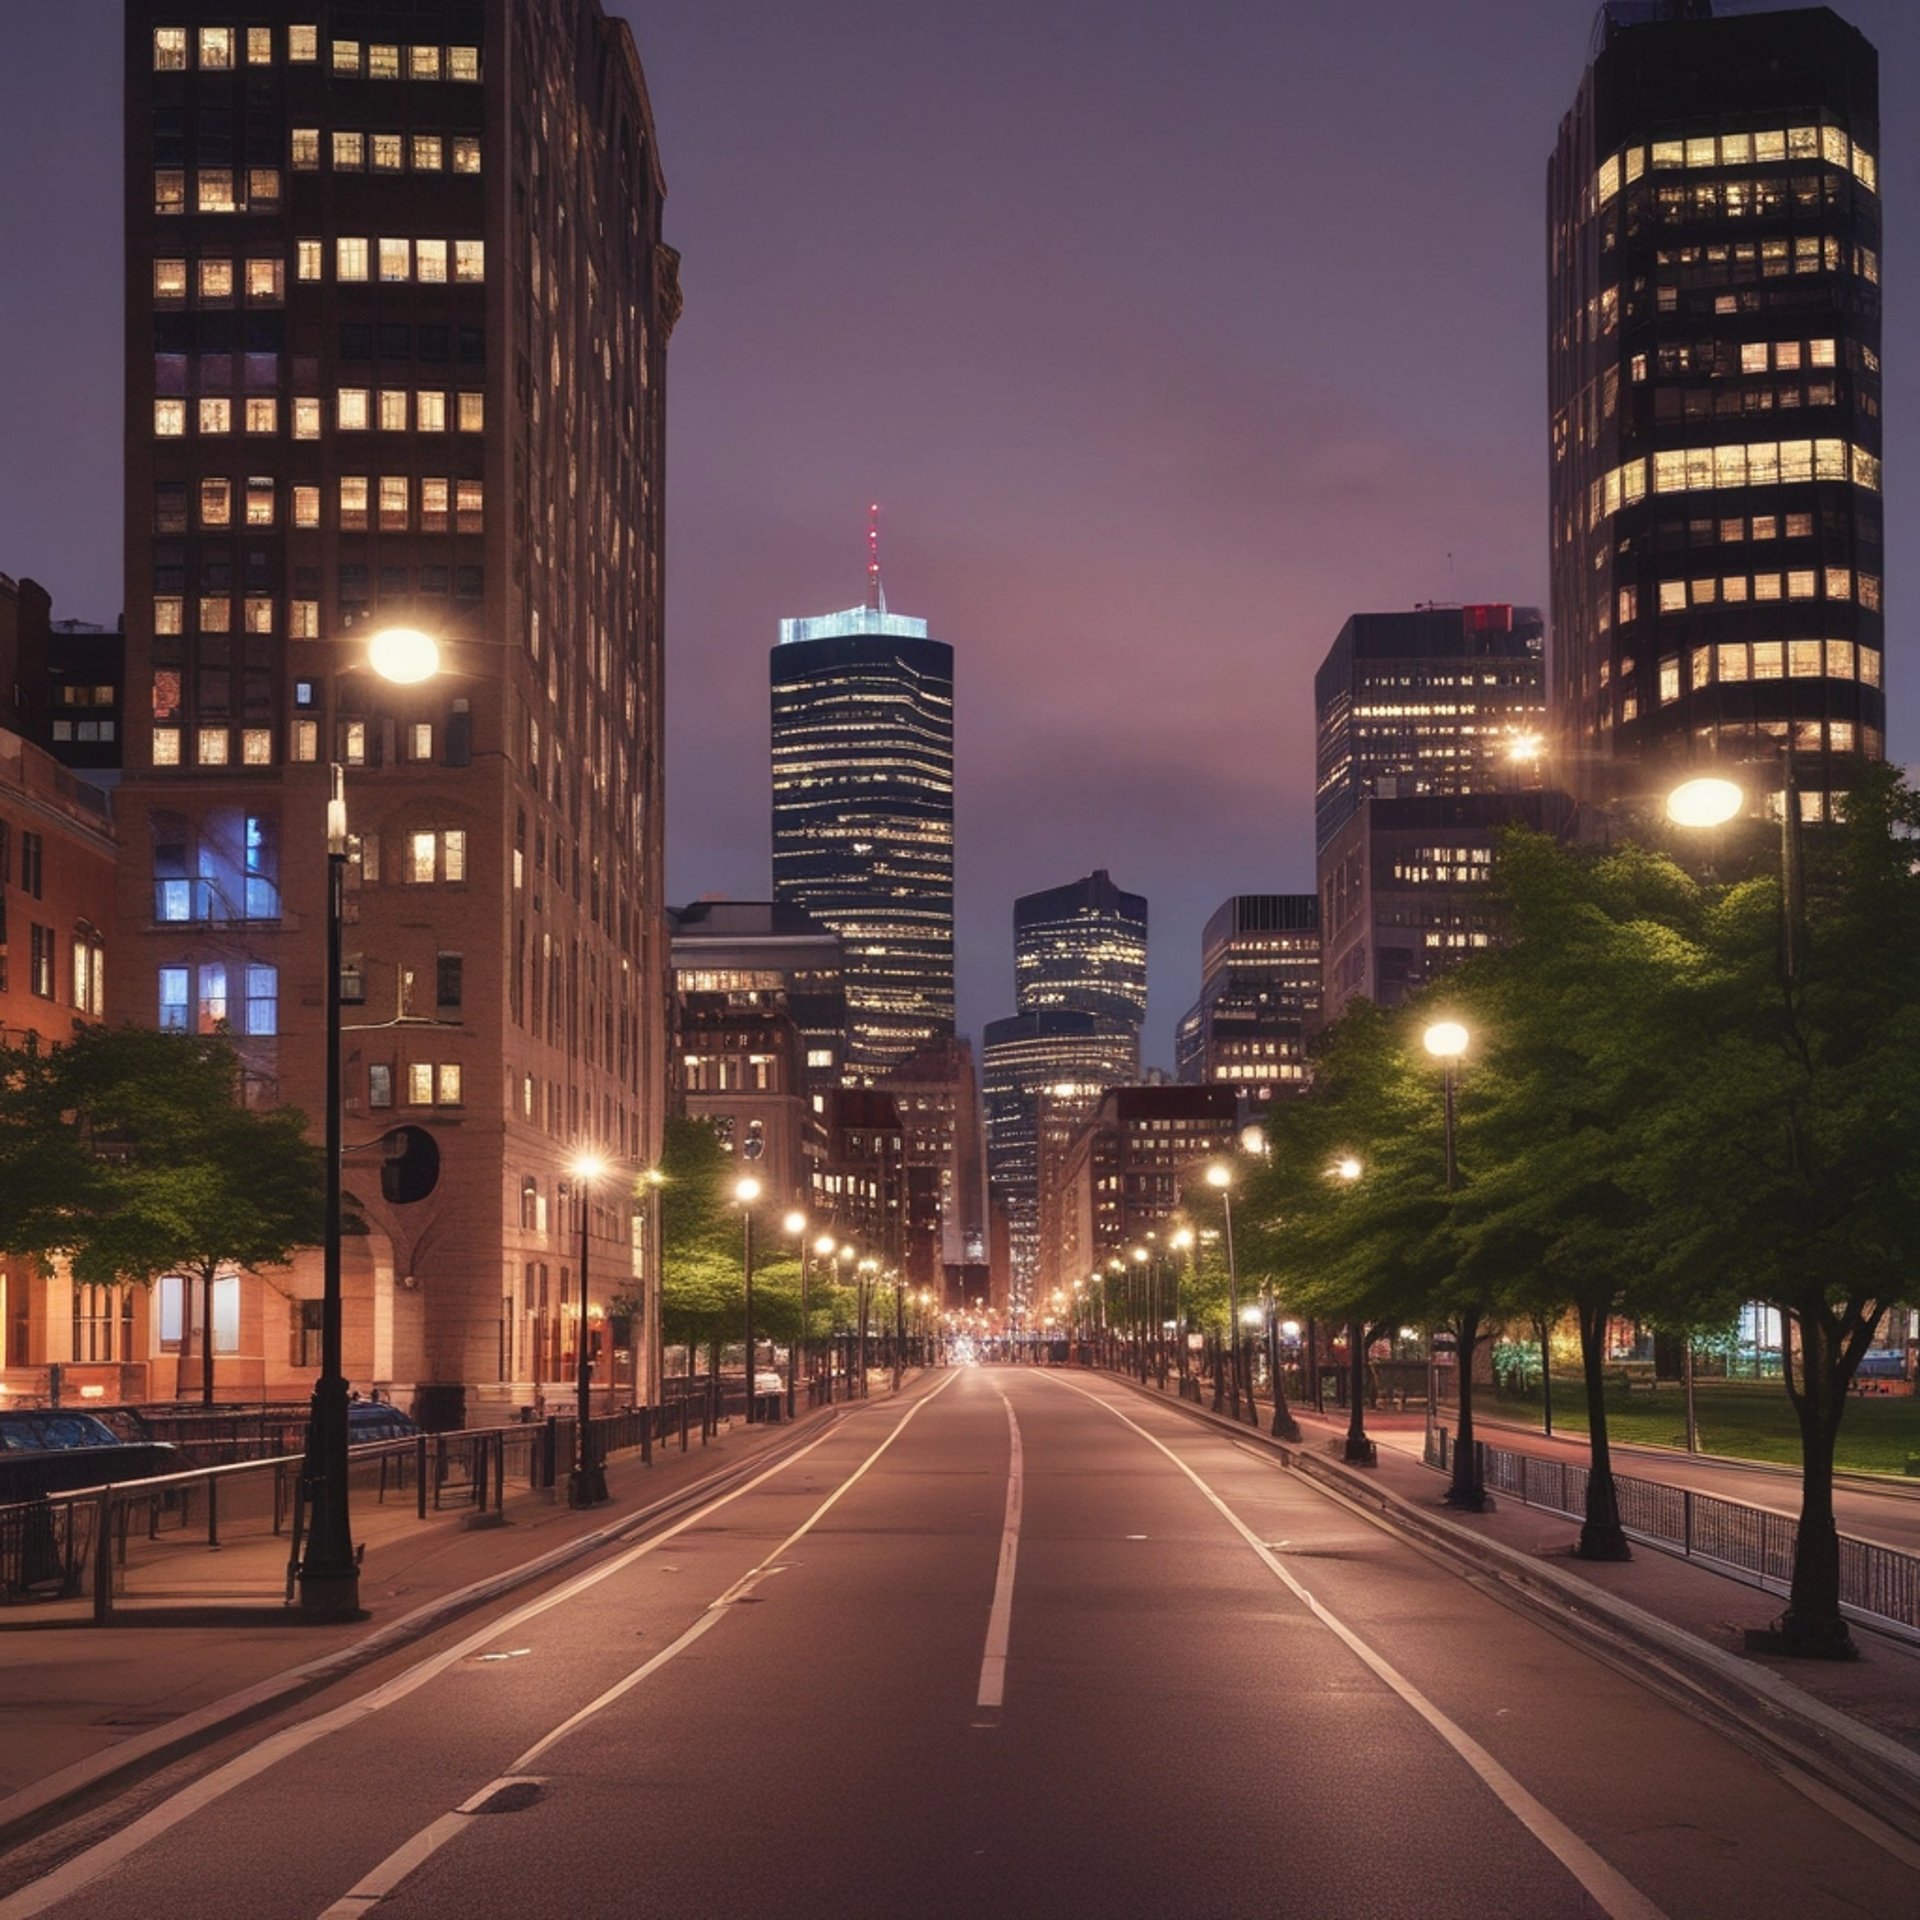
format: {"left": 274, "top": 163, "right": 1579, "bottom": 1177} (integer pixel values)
{"left": 784, "top": 1210, "right": 808, "bottom": 1419}
{"left": 735, "top": 1175, "right": 762, "bottom": 1422}
{"left": 1204, "top": 1163, "right": 1253, "bottom": 1424}
{"left": 1666, "top": 775, "right": 1745, "bottom": 830}
{"left": 565, "top": 1153, "right": 611, "bottom": 1506}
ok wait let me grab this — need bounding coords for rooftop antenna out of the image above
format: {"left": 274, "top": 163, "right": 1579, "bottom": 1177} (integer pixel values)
{"left": 866, "top": 501, "right": 887, "bottom": 615}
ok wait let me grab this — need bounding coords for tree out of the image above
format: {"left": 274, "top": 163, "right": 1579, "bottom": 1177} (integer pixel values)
{"left": 0, "top": 1027, "right": 326, "bottom": 1404}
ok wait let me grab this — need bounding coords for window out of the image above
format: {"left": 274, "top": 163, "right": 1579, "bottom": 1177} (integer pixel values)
{"left": 1659, "top": 657, "right": 1680, "bottom": 705}
{"left": 452, "top": 137, "right": 481, "bottom": 174}
{"left": 71, "top": 935, "right": 105, "bottom": 1018}
{"left": 155, "top": 169, "right": 186, "bottom": 215}
{"left": 154, "top": 596, "right": 184, "bottom": 634}
{"left": 245, "top": 477, "right": 274, "bottom": 526}
{"left": 291, "top": 127, "right": 320, "bottom": 170}
{"left": 21, "top": 831, "right": 43, "bottom": 899}
{"left": 29, "top": 925, "right": 54, "bottom": 1000}
{"left": 199, "top": 396, "right": 232, "bottom": 435}
{"left": 339, "top": 476, "right": 369, "bottom": 530}
{"left": 290, "top": 599, "right": 319, "bottom": 637}
{"left": 379, "top": 476, "right": 410, "bottom": 530}
{"left": 154, "top": 257, "right": 187, "bottom": 301}
{"left": 248, "top": 168, "right": 280, "bottom": 208}
{"left": 289, "top": 24, "right": 317, "bottom": 62}
{"left": 199, "top": 26, "right": 234, "bottom": 68}
{"left": 154, "top": 27, "right": 188, "bottom": 69}
{"left": 410, "top": 44, "right": 442, "bottom": 79}
{"left": 293, "top": 485, "right": 321, "bottom": 528}
{"left": 379, "top": 237, "right": 411, "bottom": 282}
{"left": 378, "top": 388, "right": 408, "bottom": 431}
{"left": 448, "top": 46, "right": 480, "bottom": 81}
{"left": 455, "top": 480, "right": 484, "bottom": 533}
{"left": 408, "top": 721, "right": 434, "bottom": 760}
{"left": 457, "top": 391, "right": 484, "bottom": 432}
{"left": 292, "top": 719, "right": 319, "bottom": 762}
{"left": 416, "top": 389, "right": 446, "bottom": 432}
{"left": 290, "top": 396, "right": 320, "bottom": 440}
{"left": 332, "top": 39, "right": 361, "bottom": 75}
{"left": 246, "top": 258, "right": 282, "bottom": 302}
{"left": 155, "top": 398, "right": 187, "bottom": 437}
{"left": 337, "top": 387, "right": 370, "bottom": 430}
{"left": 245, "top": 964, "right": 278, "bottom": 1036}
{"left": 407, "top": 828, "right": 466, "bottom": 883}
{"left": 369, "top": 1064, "right": 394, "bottom": 1108}
{"left": 153, "top": 729, "right": 182, "bottom": 766}
{"left": 198, "top": 728, "right": 229, "bottom": 766}
{"left": 247, "top": 26, "right": 272, "bottom": 64}
{"left": 198, "top": 169, "right": 237, "bottom": 214}
{"left": 437, "top": 953, "right": 463, "bottom": 1008}
{"left": 372, "top": 133, "right": 404, "bottom": 173}
{"left": 199, "top": 257, "right": 235, "bottom": 302}
{"left": 415, "top": 239, "right": 447, "bottom": 283}
{"left": 412, "top": 134, "right": 444, "bottom": 171}
{"left": 200, "top": 477, "right": 232, "bottom": 525}
{"left": 454, "top": 240, "right": 485, "bottom": 283}
{"left": 332, "top": 131, "right": 365, "bottom": 172}
{"left": 1741, "top": 342, "right": 1768, "bottom": 374}
{"left": 436, "top": 1064, "right": 462, "bottom": 1105}
{"left": 337, "top": 237, "right": 370, "bottom": 282}
{"left": 407, "top": 1064, "right": 434, "bottom": 1105}
{"left": 368, "top": 43, "right": 400, "bottom": 79}
{"left": 244, "top": 396, "right": 277, "bottom": 435}
{"left": 159, "top": 967, "right": 189, "bottom": 1030}
{"left": 421, "top": 478, "right": 450, "bottom": 531}
{"left": 199, "top": 595, "right": 231, "bottom": 631}
{"left": 296, "top": 239, "right": 323, "bottom": 282}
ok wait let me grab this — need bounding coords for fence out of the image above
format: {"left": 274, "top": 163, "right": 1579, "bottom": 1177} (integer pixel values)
{"left": 1429, "top": 1427, "right": 1920, "bottom": 1643}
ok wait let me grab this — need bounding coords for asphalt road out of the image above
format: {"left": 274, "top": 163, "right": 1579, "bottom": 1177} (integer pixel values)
{"left": 6, "top": 1365, "right": 1918, "bottom": 1920}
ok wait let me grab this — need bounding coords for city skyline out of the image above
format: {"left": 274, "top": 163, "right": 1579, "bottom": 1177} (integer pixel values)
{"left": 2, "top": 0, "right": 1917, "bottom": 1068}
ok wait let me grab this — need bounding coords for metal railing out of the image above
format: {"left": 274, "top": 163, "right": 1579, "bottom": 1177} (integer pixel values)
{"left": 1430, "top": 1427, "right": 1920, "bottom": 1643}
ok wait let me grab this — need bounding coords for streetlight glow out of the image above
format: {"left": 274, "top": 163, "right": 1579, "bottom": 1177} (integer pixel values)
{"left": 814, "top": 1234, "right": 838, "bottom": 1257}
{"left": 734, "top": 1174, "right": 762, "bottom": 1205}
{"left": 783, "top": 1209, "right": 807, "bottom": 1236}
{"left": 367, "top": 624, "right": 442, "bottom": 685}
{"left": 1205, "top": 1162, "right": 1232, "bottom": 1190}
{"left": 1423, "top": 1020, "right": 1470, "bottom": 1060}
{"left": 569, "top": 1152, "right": 608, "bottom": 1184}
{"left": 1667, "top": 775, "right": 1745, "bottom": 829}
{"left": 1332, "top": 1156, "right": 1363, "bottom": 1182}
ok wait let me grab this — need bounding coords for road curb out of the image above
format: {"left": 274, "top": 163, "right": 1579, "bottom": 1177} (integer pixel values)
{"left": 1105, "top": 1370, "right": 1920, "bottom": 1845}
{"left": 0, "top": 1406, "right": 846, "bottom": 1851}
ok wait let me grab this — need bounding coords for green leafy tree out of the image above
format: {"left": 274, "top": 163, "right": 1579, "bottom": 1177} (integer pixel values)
{"left": 0, "top": 1028, "right": 326, "bottom": 1404}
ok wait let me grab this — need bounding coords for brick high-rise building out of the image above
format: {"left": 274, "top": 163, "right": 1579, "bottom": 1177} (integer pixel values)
{"left": 119, "top": 4, "right": 678, "bottom": 1420}
{"left": 1174, "top": 894, "right": 1320, "bottom": 1114}
{"left": 1549, "top": 2, "right": 1884, "bottom": 815}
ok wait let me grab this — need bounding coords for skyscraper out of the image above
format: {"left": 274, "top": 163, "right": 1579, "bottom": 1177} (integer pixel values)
{"left": 1174, "top": 894, "right": 1320, "bottom": 1113}
{"left": 770, "top": 532, "right": 954, "bottom": 1080}
{"left": 119, "top": 3, "right": 675, "bottom": 1421}
{"left": 1549, "top": 1, "right": 1883, "bottom": 816}
{"left": 1013, "top": 869, "right": 1148, "bottom": 1029}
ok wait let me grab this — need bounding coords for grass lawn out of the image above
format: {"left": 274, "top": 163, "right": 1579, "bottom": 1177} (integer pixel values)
{"left": 1488, "top": 1378, "right": 1920, "bottom": 1479}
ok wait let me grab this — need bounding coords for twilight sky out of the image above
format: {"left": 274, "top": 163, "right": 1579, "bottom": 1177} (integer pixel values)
{"left": 1, "top": 1, "right": 1913, "bottom": 1067}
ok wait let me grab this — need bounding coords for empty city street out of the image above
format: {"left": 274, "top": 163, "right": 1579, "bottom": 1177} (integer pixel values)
{"left": 6, "top": 1367, "right": 1916, "bottom": 1920}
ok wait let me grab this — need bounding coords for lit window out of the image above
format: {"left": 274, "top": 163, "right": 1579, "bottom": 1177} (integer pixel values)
{"left": 158, "top": 967, "right": 189, "bottom": 1030}
{"left": 408, "top": 1063, "right": 434, "bottom": 1105}
{"left": 1826, "top": 568, "right": 1853, "bottom": 601}
{"left": 339, "top": 477, "right": 369, "bottom": 529}
{"left": 1826, "top": 640, "right": 1855, "bottom": 680}
{"left": 245, "top": 395, "right": 277, "bottom": 434}
{"left": 153, "top": 728, "right": 182, "bottom": 767}
{"left": 155, "top": 398, "right": 187, "bottom": 436}
{"left": 293, "top": 485, "right": 320, "bottom": 528}
{"left": 452, "top": 137, "right": 481, "bottom": 174}
{"left": 200, "top": 478, "right": 232, "bottom": 525}
{"left": 1752, "top": 515, "right": 1778, "bottom": 541}
{"left": 1776, "top": 340, "right": 1802, "bottom": 373}
{"left": 421, "top": 478, "right": 450, "bottom": 531}
{"left": 1789, "top": 641, "right": 1825, "bottom": 678}
{"left": 199, "top": 26, "right": 233, "bottom": 68}
{"left": 297, "top": 239, "right": 323, "bottom": 282}
{"left": 1690, "top": 646, "right": 1713, "bottom": 690}
{"left": 248, "top": 168, "right": 280, "bottom": 207}
{"left": 1741, "top": 342, "right": 1767, "bottom": 374}
{"left": 291, "top": 128, "right": 320, "bottom": 170}
{"left": 343, "top": 722, "right": 367, "bottom": 766}
{"left": 197, "top": 728, "right": 229, "bottom": 767}
{"left": 333, "top": 132, "right": 365, "bottom": 172}
{"left": 1860, "top": 574, "right": 1882, "bottom": 611}
{"left": 379, "top": 389, "right": 408, "bottom": 431}
{"left": 1659, "top": 658, "right": 1680, "bottom": 704}
{"left": 408, "top": 722, "right": 434, "bottom": 759}
{"left": 412, "top": 135, "right": 444, "bottom": 171}
{"left": 1861, "top": 648, "right": 1883, "bottom": 688}
{"left": 155, "top": 170, "right": 186, "bottom": 215}
{"left": 333, "top": 39, "right": 361, "bottom": 75}
{"left": 379, "top": 237, "right": 411, "bottom": 282}
{"left": 244, "top": 596, "right": 274, "bottom": 633}
{"left": 154, "top": 27, "right": 188, "bottom": 69}
{"left": 455, "top": 480, "right": 484, "bottom": 533}
{"left": 337, "top": 387, "right": 370, "bottom": 430}
{"left": 242, "top": 729, "right": 272, "bottom": 767}
{"left": 1658, "top": 580, "right": 1685, "bottom": 614}
{"left": 457, "top": 391, "right": 484, "bottom": 432}
{"left": 197, "top": 169, "right": 237, "bottom": 214}
{"left": 154, "top": 258, "right": 187, "bottom": 301}
{"left": 247, "top": 25, "right": 272, "bottom": 64}
{"left": 245, "top": 965, "right": 278, "bottom": 1034}
{"left": 1753, "top": 643, "right": 1784, "bottom": 680}
{"left": 1722, "top": 576, "right": 1748, "bottom": 603}
{"left": 197, "top": 396, "right": 232, "bottom": 436}
{"left": 246, "top": 258, "right": 283, "bottom": 302}
{"left": 197, "top": 257, "right": 233, "bottom": 302}
{"left": 293, "top": 396, "right": 321, "bottom": 440}
{"left": 454, "top": 240, "right": 484, "bottom": 282}
{"left": 337, "top": 237, "right": 370, "bottom": 282}
{"left": 1810, "top": 339, "right": 1837, "bottom": 369}
{"left": 292, "top": 719, "right": 319, "bottom": 762}
{"left": 416, "top": 390, "right": 447, "bottom": 432}
{"left": 379, "top": 475, "right": 410, "bottom": 530}
{"left": 199, "top": 596, "right": 231, "bottom": 631}
{"left": 290, "top": 599, "right": 319, "bottom": 637}
{"left": 368, "top": 43, "right": 400, "bottom": 79}
{"left": 245, "top": 477, "right": 275, "bottom": 526}
{"left": 1719, "top": 645, "right": 1749, "bottom": 683}
{"left": 409, "top": 45, "right": 441, "bottom": 79}
{"left": 415, "top": 239, "right": 447, "bottom": 283}
{"left": 1787, "top": 570, "right": 1817, "bottom": 600}
{"left": 154, "top": 596, "right": 184, "bottom": 634}
{"left": 436, "top": 1065, "right": 462, "bottom": 1106}
{"left": 448, "top": 46, "right": 480, "bottom": 81}
{"left": 372, "top": 134, "right": 404, "bottom": 173}
{"left": 289, "top": 24, "right": 317, "bottom": 62}
{"left": 409, "top": 831, "right": 437, "bottom": 883}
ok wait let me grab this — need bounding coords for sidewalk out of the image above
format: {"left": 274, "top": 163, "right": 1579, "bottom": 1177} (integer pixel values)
{"left": 0, "top": 1388, "right": 890, "bottom": 1842}
{"left": 1116, "top": 1369, "right": 1920, "bottom": 1835}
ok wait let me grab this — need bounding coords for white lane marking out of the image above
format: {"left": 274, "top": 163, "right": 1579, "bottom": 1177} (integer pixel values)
{"left": 975, "top": 1388, "right": 1024, "bottom": 1713}
{"left": 1043, "top": 1374, "right": 1669, "bottom": 1920}
{"left": 0, "top": 1384, "right": 951, "bottom": 1920}
{"left": 317, "top": 1374, "right": 957, "bottom": 1918}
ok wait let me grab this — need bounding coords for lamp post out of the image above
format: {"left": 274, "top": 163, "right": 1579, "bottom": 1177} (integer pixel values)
{"left": 1329, "top": 1155, "right": 1375, "bottom": 1465}
{"left": 1170, "top": 1227, "right": 1194, "bottom": 1389}
{"left": 1130, "top": 1246, "right": 1151, "bottom": 1383}
{"left": 566, "top": 1153, "right": 611, "bottom": 1506}
{"left": 297, "top": 623, "right": 441, "bottom": 1618}
{"left": 811, "top": 1233, "right": 836, "bottom": 1402}
{"left": 784, "top": 1210, "right": 808, "bottom": 1419}
{"left": 857, "top": 1256, "right": 878, "bottom": 1397}
{"left": 1206, "top": 1164, "right": 1252, "bottom": 1424}
{"left": 641, "top": 1166, "right": 665, "bottom": 1409}
{"left": 1424, "top": 1018, "right": 1486, "bottom": 1509}
{"left": 735, "top": 1175, "right": 762, "bottom": 1421}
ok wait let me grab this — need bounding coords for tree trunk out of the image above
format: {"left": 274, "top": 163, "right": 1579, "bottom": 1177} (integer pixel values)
{"left": 1574, "top": 1297, "right": 1630, "bottom": 1560}
{"left": 1269, "top": 1307, "right": 1300, "bottom": 1441}
{"left": 1444, "top": 1306, "right": 1487, "bottom": 1509}
{"left": 1343, "top": 1320, "right": 1374, "bottom": 1464}
{"left": 1779, "top": 1306, "right": 1857, "bottom": 1657}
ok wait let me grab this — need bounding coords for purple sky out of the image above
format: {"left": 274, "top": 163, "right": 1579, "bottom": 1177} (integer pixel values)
{"left": 1, "top": 2, "right": 1913, "bottom": 1067}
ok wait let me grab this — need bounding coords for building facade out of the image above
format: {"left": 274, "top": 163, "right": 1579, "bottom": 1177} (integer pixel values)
{"left": 1314, "top": 604, "right": 1546, "bottom": 854}
{"left": 880, "top": 1036, "right": 986, "bottom": 1285}
{"left": 1174, "top": 894, "right": 1320, "bottom": 1114}
{"left": 1548, "top": 1, "right": 1883, "bottom": 815}
{"left": 770, "top": 574, "right": 954, "bottom": 1081}
{"left": 1013, "top": 869, "right": 1148, "bottom": 1029}
{"left": 120, "top": 2, "right": 676, "bottom": 1420}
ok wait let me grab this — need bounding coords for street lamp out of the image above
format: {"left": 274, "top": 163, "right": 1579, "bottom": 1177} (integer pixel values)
{"left": 1206, "top": 1163, "right": 1253, "bottom": 1424}
{"left": 1423, "top": 1018, "right": 1485, "bottom": 1508}
{"left": 297, "top": 624, "right": 444, "bottom": 1617}
{"left": 565, "top": 1153, "right": 611, "bottom": 1506}
{"left": 640, "top": 1167, "right": 665, "bottom": 1405}
{"left": 1328, "top": 1154, "right": 1376, "bottom": 1465}
{"left": 784, "top": 1210, "right": 808, "bottom": 1419}
{"left": 735, "top": 1175, "right": 762, "bottom": 1421}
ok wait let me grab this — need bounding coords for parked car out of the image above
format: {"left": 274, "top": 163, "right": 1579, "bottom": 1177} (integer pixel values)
{"left": 347, "top": 1399, "right": 422, "bottom": 1444}
{"left": 0, "top": 1410, "right": 182, "bottom": 1503}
